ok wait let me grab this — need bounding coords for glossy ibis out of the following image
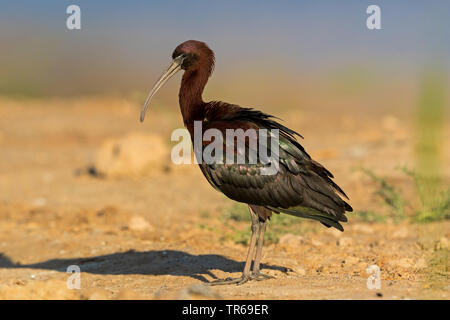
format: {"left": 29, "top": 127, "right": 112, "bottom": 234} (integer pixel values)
{"left": 140, "top": 40, "right": 352, "bottom": 285}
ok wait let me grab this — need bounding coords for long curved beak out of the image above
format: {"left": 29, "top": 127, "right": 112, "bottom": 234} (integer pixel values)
{"left": 140, "top": 55, "right": 184, "bottom": 122}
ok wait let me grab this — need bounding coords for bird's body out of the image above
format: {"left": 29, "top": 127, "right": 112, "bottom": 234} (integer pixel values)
{"left": 140, "top": 40, "right": 352, "bottom": 285}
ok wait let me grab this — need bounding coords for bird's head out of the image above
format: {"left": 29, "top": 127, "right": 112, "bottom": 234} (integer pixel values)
{"left": 140, "top": 40, "right": 214, "bottom": 122}
{"left": 172, "top": 40, "right": 214, "bottom": 72}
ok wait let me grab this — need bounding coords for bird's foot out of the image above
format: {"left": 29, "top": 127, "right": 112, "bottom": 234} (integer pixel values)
{"left": 207, "top": 274, "right": 251, "bottom": 286}
{"left": 250, "top": 271, "right": 275, "bottom": 281}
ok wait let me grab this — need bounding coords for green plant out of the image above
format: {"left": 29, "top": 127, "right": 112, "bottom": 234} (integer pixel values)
{"left": 222, "top": 203, "right": 304, "bottom": 245}
{"left": 401, "top": 166, "right": 450, "bottom": 222}
{"left": 360, "top": 166, "right": 449, "bottom": 223}
{"left": 358, "top": 210, "right": 386, "bottom": 223}
{"left": 360, "top": 167, "right": 406, "bottom": 221}
{"left": 412, "top": 70, "right": 448, "bottom": 222}
{"left": 221, "top": 203, "right": 251, "bottom": 222}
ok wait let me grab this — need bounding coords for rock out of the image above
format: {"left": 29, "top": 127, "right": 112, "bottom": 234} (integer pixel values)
{"left": 392, "top": 226, "right": 409, "bottom": 239}
{"left": 352, "top": 224, "right": 374, "bottom": 234}
{"left": 311, "top": 239, "right": 323, "bottom": 247}
{"left": 343, "top": 256, "right": 359, "bottom": 266}
{"left": 414, "top": 258, "right": 427, "bottom": 269}
{"left": 94, "top": 133, "right": 169, "bottom": 178}
{"left": 390, "top": 258, "right": 414, "bottom": 269}
{"left": 278, "top": 234, "right": 304, "bottom": 246}
{"left": 128, "top": 216, "right": 154, "bottom": 232}
{"left": 293, "top": 267, "right": 306, "bottom": 276}
{"left": 32, "top": 198, "right": 47, "bottom": 207}
{"left": 263, "top": 269, "right": 276, "bottom": 277}
{"left": 347, "top": 145, "right": 368, "bottom": 158}
{"left": 337, "top": 237, "right": 353, "bottom": 247}
{"left": 435, "top": 237, "right": 449, "bottom": 251}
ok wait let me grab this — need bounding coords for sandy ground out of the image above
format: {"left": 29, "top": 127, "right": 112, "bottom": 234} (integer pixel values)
{"left": 0, "top": 96, "right": 448, "bottom": 299}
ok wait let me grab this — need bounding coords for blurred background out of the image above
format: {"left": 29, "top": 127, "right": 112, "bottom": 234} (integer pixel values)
{"left": 0, "top": 0, "right": 448, "bottom": 299}
{"left": 1, "top": 0, "right": 449, "bottom": 98}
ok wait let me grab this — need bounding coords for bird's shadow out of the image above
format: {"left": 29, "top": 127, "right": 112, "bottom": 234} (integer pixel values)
{"left": 0, "top": 250, "right": 289, "bottom": 283}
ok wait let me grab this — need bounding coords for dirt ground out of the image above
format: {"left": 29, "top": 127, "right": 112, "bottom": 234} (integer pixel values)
{"left": 0, "top": 96, "right": 448, "bottom": 300}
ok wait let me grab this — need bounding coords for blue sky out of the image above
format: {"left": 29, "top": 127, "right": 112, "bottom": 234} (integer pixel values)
{"left": 0, "top": 1, "right": 449, "bottom": 95}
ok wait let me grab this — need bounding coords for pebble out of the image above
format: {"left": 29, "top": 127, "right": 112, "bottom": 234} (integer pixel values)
{"left": 293, "top": 267, "right": 306, "bottom": 276}
{"left": 278, "top": 234, "right": 304, "bottom": 246}
{"left": 392, "top": 226, "right": 409, "bottom": 239}
{"left": 435, "top": 237, "right": 449, "bottom": 250}
{"left": 352, "top": 224, "right": 374, "bottom": 234}
{"left": 337, "top": 237, "right": 353, "bottom": 247}
{"left": 128, "top": 216, "right": 154, "bottom": 232}
{"left": 414, "top": 258, "right": 427, "bottom": 269}
{"left": 389, "top": 258, "right": 413, "bottom": 269}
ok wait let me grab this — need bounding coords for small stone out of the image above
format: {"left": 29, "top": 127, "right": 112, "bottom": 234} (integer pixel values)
{"left": 344, "top": 256, "right": 359, "bottom": 266}
{"left": 414, "top": 258, "right": 427, "bottom": 269}
{"left": 352, "top": 224, "right": 374, "bottom": 234}
{"left": 278, "top": 234, "right": 304, "bottom": 246}
{"left": 32, "top": 198, "right": 47, "bottom": 206}
{"left": 311, "top": 239, "right": 323, "bottom": 246}
{"left": 392, "top": 227, "right": 409, "bottom": 239}
{"left": 293, "top": 267, "right": 306, "bottom": 276}
{"left": 390, "top": 258, "right": 413, "bottom": 269}
{"left": 435, "top": 237, "right": 449, "bottom": 250}
{"left": 128, "top": 216, "right": 154, "bottom": 232}
{"left": 337, "top": 237, "right": 353, "bottom": 247}
{"left": 93, "top": 133, "right": 169, "bottom": 178}
{"left": 13, "top": 280, "right": 26, "bottom": 286}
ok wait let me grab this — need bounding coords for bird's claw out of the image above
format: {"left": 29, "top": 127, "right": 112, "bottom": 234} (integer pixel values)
{"left": 207, "top": 272, "right": 274, "bottom": 285}
{"left": 207, "top": 275, "right": 251, "bottom": 286}
{"left": 250, "top": 271, "right": 275, "bottom": 281}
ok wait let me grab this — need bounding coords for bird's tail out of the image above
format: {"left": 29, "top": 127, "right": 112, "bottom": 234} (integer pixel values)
{"left": 266, "top": 205, "right": 345, "bottom": 231}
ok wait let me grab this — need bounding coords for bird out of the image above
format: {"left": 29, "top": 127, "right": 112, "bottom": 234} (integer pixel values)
{"left": 140, "top": 40, "right": 352, "bottom": 285}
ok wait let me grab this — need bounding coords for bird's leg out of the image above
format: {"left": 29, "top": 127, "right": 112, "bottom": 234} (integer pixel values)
{"left": 250, "top": 219, "right": 274, "bottom": 281}
{"left": 208, "top": 207, "right": 259, "bottom": 286}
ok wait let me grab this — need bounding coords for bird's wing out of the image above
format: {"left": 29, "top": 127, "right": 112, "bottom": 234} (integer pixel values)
{"left": 199, "top": 103, "right": 352, "bottom": 230}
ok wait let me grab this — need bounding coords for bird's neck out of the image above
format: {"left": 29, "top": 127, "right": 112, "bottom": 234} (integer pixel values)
{"left": 179, "top": 68, "right": 210, "bottom": 132}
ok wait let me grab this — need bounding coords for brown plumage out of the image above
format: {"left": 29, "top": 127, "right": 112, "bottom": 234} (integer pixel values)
{"left": 140, "top": 40, "right": 352, "bottom": 285}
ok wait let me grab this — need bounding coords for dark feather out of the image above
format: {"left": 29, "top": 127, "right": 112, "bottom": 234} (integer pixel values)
{"left": 198, "top": 101, "right": 353, "bottom": 231}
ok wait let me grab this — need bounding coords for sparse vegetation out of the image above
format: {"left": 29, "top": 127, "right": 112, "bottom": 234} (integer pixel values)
{"left": 401, "top": 166, "right": 450, "bottom": 222}
{"left": 360, "top": 166, "right": 449, "bottom": 223}
{"left": 358, "top": 210, "right": 386, "bottom": 223}
{"left": 413, "top": 70, "right": 449, "bottom": 222}
{"left": 221, "top": 203, "right": 251, "bottom": 222}
{"left": 359, "top": 167, "right": 406, "bottom": 222}
{"left": 221, "top": 203, "right": 309, "bottom": 245}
